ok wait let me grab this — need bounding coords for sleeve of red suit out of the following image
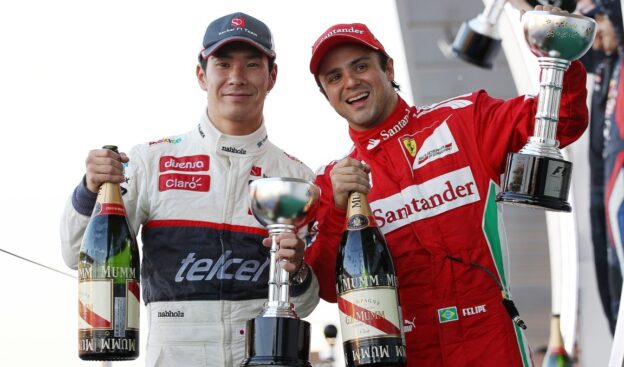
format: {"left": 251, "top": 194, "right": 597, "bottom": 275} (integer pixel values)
{"left": 471, "top": 60, "right": 588, "bottom": 178}
{"left": 305, "top": 163, "right": 346, "bottom": 303}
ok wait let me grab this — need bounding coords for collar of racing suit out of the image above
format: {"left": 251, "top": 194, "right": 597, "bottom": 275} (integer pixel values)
{"left": 198, "top": 112, "right": 270, "bottom": 158}
{"left": 347, "top": 96, "right": 413, "bottom": 153}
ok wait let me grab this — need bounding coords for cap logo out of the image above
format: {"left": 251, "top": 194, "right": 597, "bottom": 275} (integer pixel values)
{"left": 316, "top": 27, "right": 365, "bottom": 47}
{"left": 231, "top": 16, "right": 246, "bottom": 28}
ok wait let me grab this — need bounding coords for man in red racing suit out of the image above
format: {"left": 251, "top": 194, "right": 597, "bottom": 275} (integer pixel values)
{"left": 304, "top": 15, "right": 588, "bottom": 366}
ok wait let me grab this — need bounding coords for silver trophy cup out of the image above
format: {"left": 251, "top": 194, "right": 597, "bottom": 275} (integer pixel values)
{"left": 241, "top": 177, "right": 320, "bottom": 367}
{"left": 497, "top": 11, "right": 596, "bottom": 212}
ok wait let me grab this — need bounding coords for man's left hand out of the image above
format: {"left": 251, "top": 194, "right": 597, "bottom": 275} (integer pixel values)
{"left": 262, "top": 233, "right": 305, "bottom": 273}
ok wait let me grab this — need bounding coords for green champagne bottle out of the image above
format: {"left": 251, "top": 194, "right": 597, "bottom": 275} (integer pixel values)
{"left": 78, "top": 145, "right": 140, "bottom": 361}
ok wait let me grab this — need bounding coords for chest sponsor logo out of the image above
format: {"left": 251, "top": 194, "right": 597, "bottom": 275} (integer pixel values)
{"left": 403, "top": 317, "right": 416, "bottom": 333}
{"left": 401, "top": 137, "right": 417, "bottom": 157}
{"left": 221, "top": 146, "right": 247, "bottom": 155}
{"left": 157, "top": 310, "right": 185, "bottom": 318}
{"left": 367, "top": 139, "right": 381, "bottom": 150}
{"left": 175, "top": 251, "right": 269, "bottom": 282}
{"left": 371, "top": 167, "right": 480, "bottom": 234}
{"left": 438, "top": 306, "right": 459, "bottom": 323}
{"left": 159, "top": 155, "right": 209, "bottom": 172}
{"left": 368, "top": 107, "right": 411, "bottom": 150}
{"left": 250, "top": 166, "right": 262, "bottom": 176}
{"left": 158, "top": 173, "right": 210, "bottom": 192}
{"left": 256, "top": 134, "right": 268, "bottom": 148}
{"left": 283, "top": 151, "right": 304, "bottom": 164}
{"left": 121, "top": 175, "right": 130, "bottom": 195}
{"left": 413, "top": 119, "right": 458, "bottom": 170}
{"left": 149, "top": 137, "right": 182, "bottom": 146}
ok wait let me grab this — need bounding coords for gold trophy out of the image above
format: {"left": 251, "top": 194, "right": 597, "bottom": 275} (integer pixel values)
{"left": 497, "top": 10, "right": 596, "bottom": 212}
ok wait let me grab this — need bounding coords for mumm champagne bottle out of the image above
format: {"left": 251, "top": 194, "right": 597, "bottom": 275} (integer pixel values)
{"left": 336, "top": 191, "right": 406, "bottom": 366}
{"left": 78, "top": 145, "right": 140, "bottom": 360}
{"left": 542, "top": 315, "right": 572, "bottom": 367}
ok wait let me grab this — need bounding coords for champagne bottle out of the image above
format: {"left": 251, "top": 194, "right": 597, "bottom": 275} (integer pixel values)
{"left": 542, "top": 314, "right": 572, "bottom": 367}
{"left": 336, "top": 191, "right": 406, "bottom": 366}
{"left": 78, "top": 145, "right": 140, "bottom": 361}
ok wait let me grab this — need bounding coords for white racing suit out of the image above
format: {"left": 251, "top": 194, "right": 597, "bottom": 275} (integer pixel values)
{"left": 60, "top": 113, "right": 320, "bottom": 367}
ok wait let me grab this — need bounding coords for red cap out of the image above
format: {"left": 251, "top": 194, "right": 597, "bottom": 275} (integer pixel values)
{"left": 309, "top": 23, "right": 389, "bottom": 74}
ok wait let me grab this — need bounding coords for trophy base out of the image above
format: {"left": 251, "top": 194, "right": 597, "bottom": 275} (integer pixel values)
{"left": 496, "top": 152, "right": 572, "bottom": 212}
{"left": 241, "top": 316, "right": 311, "bottom": 367}
{"left": 452, "top": 21, "right": 502, "bottom": 69}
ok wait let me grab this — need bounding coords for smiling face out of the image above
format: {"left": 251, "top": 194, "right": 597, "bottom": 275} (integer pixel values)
{"left": 316, "top": 44, "right": 397, "bottom": 131}
{"left": 196, "top": 42, "right": 276, "bottom": 135}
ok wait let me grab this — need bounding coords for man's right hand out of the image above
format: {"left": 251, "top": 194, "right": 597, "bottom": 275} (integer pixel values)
{"left": 85, "top": 149, "right": 129, "bottom": 193}
{"left": 329, "top": 157, "right": 371, "bottom": 210}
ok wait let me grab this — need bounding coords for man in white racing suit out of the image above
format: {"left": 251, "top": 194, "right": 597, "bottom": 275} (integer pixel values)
{"left": 60, "top": 12, "right": 319, "bottom": 367}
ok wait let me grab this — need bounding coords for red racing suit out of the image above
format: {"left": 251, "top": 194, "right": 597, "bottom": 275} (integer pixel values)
{"left": 306, "top": 61, "right": 588, "bottom": 366}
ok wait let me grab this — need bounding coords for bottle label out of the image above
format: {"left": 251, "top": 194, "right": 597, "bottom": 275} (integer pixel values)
{"left": 347, "top": 214, "right": 369, "bottom": 230}
{"left": 79, "top": 280, "right": 113, "bottom": 330}
{"left": 126, "top": 280, "right": 140, "bottom": 330}
{"left": 345, "top": 192, "right": 378, "bottom": 230}
{"left": 344, "top": 337, "right": 407, "bottom": 366}
{"left": 96, "top": 203, "right": 127, "bottom": 216}
{"left": 114, "top": 297, "right": 126, "bottom": 337}
{"left": 78, "top": 278, "right": 140, "bottom": 330}
{"left": 338, "top": 287, "right": 402, "bottom": 341}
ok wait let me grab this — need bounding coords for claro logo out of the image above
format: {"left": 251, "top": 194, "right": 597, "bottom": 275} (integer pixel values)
{"left": 159, "top": 155, "right": 209, "bottom": 172}
{"left": 158, "top": 173, "right": 210, "bottom": 192}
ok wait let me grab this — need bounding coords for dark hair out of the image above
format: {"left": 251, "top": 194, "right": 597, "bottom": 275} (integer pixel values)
{"left": 314, "top": 52, "right": 400, "bottom": 98}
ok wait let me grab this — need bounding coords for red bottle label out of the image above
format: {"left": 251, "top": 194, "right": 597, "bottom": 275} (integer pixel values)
{"left": 338, "top": 288, "right": 402, "bottom": 341}
{"left": 97, "top": 203, "right": 127, "bottom": 216}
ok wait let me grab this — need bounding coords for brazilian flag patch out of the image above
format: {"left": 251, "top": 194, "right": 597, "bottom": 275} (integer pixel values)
{"left": 438, "top": 306, "right": 459, "bottom": 323}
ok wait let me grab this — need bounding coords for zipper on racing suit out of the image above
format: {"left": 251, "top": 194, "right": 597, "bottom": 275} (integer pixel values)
{"left": 220, "top": 155, "right": 238, "bottom": 366}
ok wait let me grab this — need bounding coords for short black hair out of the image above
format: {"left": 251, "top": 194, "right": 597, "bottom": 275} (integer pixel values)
{"left": 314, "top": 52, "right": 400, "bottom": 99}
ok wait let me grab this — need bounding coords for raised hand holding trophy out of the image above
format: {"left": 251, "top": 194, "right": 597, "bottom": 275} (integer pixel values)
{"left": 241, "top": 177, "right": 320, "bottom": 367}
{"left": 497, "top": 10, "right": 596, "bottom": 212}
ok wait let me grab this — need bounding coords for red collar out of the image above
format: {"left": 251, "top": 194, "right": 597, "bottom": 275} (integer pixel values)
{"left": 348, "top": 96, "right": 413, "bottom": 153}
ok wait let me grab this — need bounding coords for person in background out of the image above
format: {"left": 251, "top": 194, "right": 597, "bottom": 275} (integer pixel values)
{"left": 577, "top": 0, "right": 624, "bottom": 334}
{"left": 305, "top": 5, "right": 588, "bottom": 366}
{"left": 597, "top": 0, "right": 624, "bottom": 333}
{"left": 60, "top": 12, "right": 319, "bottom": 367}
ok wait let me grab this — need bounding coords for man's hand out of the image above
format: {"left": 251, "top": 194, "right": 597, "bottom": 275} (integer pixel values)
{"left": 85, "top": 148, "right": 129, "bottom": 193}
{"left": 262, "top": 233, "right": 306, "bottom": 273}
{"left": 329, "top": 157, "right": 371, "bottom": 210}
